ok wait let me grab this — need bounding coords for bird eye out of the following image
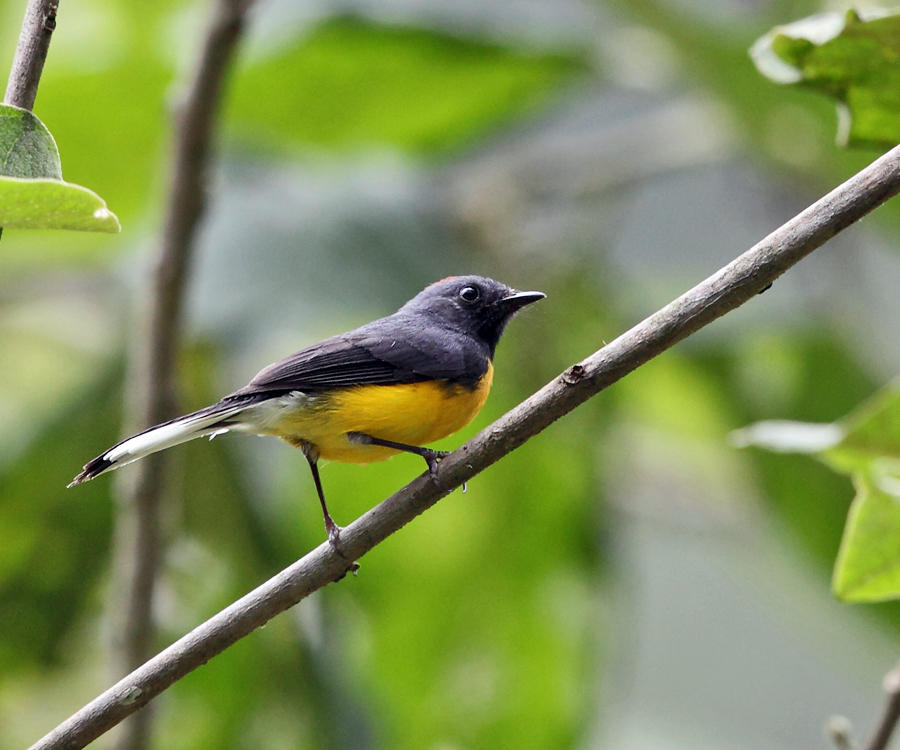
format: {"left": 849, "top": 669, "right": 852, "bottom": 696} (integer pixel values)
{"left": 459, "top": 285, "right": 480, "bottom": 302}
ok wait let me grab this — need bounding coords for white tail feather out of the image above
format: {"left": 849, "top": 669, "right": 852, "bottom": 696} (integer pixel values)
{"left": 69, "top": 402, "right": 251, "bottom": 486}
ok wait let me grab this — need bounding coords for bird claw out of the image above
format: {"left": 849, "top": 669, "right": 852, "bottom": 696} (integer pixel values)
{"left": 325, "top": 519, "right": 348, "bottom": 556}
{"left": 424, "top": 449, "right": 450, "bottom": 481}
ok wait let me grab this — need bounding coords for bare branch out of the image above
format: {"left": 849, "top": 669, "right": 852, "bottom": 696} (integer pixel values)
{"left": 30, "top": 144, "right": 900, "bottom": 750}
{"left": 4, "top": 0, "right": 58, "bottom": 109}
{"left": 109, "top": 0, "right": 251, "bottom": 748}
{"left": 863, "top": 660, "right": 900, "bottom": 750}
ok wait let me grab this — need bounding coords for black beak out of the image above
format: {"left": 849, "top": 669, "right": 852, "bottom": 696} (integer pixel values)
{"left": 497, "top": 290, "right": 546, "bottom": 311}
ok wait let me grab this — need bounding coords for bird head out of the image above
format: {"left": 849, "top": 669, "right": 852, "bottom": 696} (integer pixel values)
{"left": 402, "top": 275, "right": 545, "bottom": 355}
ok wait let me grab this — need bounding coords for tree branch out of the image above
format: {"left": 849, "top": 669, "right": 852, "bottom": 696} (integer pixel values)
{"left": 109, "top": 1, "right": 251, "bottom": 748}
{"left": 864, "top": 659, "right": 900, "bottom": 750}
{"left": 30, "top": 144, "right": 900, "bottom": 750}
{"left": 4, "top": 0, "right": 58, "bottom": 109}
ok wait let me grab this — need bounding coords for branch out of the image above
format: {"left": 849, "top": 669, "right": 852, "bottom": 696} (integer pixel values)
{"left": 864, "top": 659, "right": 900, "bottom": 750}
{"left": 109, "top": 1, "right": 251, "bottom": 748}
{"left": 4, "top": 0, "right": 58, "bottom": 109}
{"left": 30, "top": 145, "right": 900, "bottom": 750}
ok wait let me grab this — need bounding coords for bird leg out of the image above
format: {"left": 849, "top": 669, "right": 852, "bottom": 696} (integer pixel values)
{"left": 347, "top": 432, "right": 449, "bottom": 480}
{"left": 301, "top": 445, "right": 343, "bottom": 549}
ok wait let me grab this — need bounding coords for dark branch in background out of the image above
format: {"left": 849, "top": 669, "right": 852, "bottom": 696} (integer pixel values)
{"left": 109, "top": 1, "right": 251, "bottom": 748}
{"left": 864, "top": 659, "right": 900, "bottom": 750}
{"left": 28, "top": 145, "right": 900, "bottom": 750}
{"left": 1, "top": 0, "right": 60, "bottom": 242}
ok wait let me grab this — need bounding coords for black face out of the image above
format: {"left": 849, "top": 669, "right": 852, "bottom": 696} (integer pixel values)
{"left": 402, "top": 275, "right": 545, "bottom": 354}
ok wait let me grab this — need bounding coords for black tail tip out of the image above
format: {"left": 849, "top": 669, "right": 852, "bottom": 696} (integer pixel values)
{"left": 67, "top": 456, "right": 113, "bottom": 488}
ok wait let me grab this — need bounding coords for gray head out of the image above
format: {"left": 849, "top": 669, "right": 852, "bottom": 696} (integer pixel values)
{"left": 400, "top": 275, "right": 545, "bottom": 355}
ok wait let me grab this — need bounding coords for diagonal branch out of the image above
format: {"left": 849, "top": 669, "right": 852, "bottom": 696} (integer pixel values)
{"left": 30, "top": 144, "right": 900, "bottom": 750}
{"left": 109, "top": 1, "right": 252, "bottom": 749}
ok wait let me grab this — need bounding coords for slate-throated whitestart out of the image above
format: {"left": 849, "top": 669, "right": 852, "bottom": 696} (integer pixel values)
{"left": 69, "top": 275, "right": 545, "bottom": 543}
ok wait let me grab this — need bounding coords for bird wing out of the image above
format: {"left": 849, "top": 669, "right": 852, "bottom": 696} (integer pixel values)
{"left": 232, "top": 316, "right": 489, "bottom": 396}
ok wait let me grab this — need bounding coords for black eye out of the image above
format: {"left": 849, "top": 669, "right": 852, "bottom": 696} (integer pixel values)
{"left": 459, "top": 285, "right": 480, "bottom": 302}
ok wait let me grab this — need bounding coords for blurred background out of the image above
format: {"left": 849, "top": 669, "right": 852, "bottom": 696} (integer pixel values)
{"left": 1, "top": 0, "right": 899, "bottom": 747}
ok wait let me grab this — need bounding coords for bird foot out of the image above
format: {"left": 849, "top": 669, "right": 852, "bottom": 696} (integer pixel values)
{"left": 423, "top": 449, "right": 451, "bottom": 481}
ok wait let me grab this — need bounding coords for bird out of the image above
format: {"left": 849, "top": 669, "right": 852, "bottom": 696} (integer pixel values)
{"left": 69, "top": 275, "right": 545, "bottom": 544}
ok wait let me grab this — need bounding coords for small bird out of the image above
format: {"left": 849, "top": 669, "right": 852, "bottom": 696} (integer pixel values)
{"left": 69, "top": 276, "right": 544, "bottom": 543}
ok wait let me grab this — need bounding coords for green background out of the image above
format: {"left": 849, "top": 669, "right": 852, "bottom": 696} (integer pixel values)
{"left": 1, "top": 0, "right": 898, "bottom": 748}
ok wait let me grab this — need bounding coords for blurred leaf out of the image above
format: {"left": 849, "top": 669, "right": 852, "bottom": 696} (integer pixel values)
{"left": 227, "top": 16, "right": 586, "bottom": 155}
{"left": 831, "top": 384, "right": 900, "bottom": 467}
{"left": 734, "top": 383, "right": 900, "bottom": 472}
{"left": 751, "top": 8, "right": 900, "bottom": 146}
{"left": 0, "top": 104, "right": 120, "bottom": 232}
{"left": 730, "top": 419, "right": 843, "bottom": 454}
{"left": 0, "top": 105, "right": 62, "bottom": 179}
{"left": 737, "top": 382, "right": 900, "bottom": 601}
{"left": 833, "top": 468, "right": 900, "bottom": 602}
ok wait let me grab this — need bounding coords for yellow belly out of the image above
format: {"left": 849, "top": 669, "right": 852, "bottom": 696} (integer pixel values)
{"left": 270, "top": 362, "right": 493, "bottom": 463}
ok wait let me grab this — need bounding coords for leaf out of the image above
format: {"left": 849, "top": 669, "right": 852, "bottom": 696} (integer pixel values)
{"left": 0, "top": 105, "right": 62, "bottom": 179}
{"left": 0, "top": 177, "right": 120, "bottom": 232}
{"left": 833, "top": 467, "right": 900, "bottom": 602}
{"left": 737, "top": 382, "right": 900, "bottom": 601}
{"left": 730, "top": 419, "right": 844, "bottom": 454}
{"left": 0, "top": 104, "right": 120, "bottom": 232}
{"left": 733, "top": 383, "right": 900, "bottom": 471}
{"left": 828, "top": 384, "right": 900, "bottom": 470}
{"left": 750, "top": 8, "right": 900, "bottom": 147}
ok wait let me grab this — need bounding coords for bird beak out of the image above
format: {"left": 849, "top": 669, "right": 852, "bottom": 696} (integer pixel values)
{"left": 497, "top": 290, "right": 546, "bottom": 311}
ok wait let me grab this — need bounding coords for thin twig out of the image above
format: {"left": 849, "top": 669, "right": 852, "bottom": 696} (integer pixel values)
{"left": 109, "top": 1, "right": 251, "bottom": 748}
{"left": 863, "top": 660, "right": 900, "bottom": 750}
{"left": 4, "top": 0, "right": 58, "bottom": 109}
{"left": 28, "top": 144, "right": 900, "bottom": 750}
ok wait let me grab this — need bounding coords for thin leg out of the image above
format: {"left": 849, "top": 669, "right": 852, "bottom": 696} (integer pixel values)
{"left": 305, "top": 452, "right": 342, "bottom": 546}
{"left": 347, "top": 432, "right": 449, "bottom": 480}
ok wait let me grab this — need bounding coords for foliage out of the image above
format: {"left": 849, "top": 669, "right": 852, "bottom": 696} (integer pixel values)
{"left": 0, "top": 105, "right": 119, "bottom": 231}
{"left": 751, "top": 7, "right": 900, "bottom": 147}
{"left": 737, "top": 385, "right": 900, "bottom": 602}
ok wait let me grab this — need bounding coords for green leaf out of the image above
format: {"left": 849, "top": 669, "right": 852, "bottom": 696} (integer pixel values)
{"left": 227, "top": 16, "right": 586, "bottom": 155}
{"left": 0, "top": 177, "right": 120, "bottom": 231}
{"left": 737, "top": 382, "right": 900, "bottom": 601}
{"left": 833, "top": 467, "right": 900, "bottom": 602}
{"left": 828, "top": 384, "right": 900, "bottom": 471}
{"left": 750, "top": 8, "right": 900, "bottom": 147}
{"left": 0, "top": 105, "right": 62, "bottom": 179}
{"left": 0, "top": 104, "right": 120, "bottom": 232}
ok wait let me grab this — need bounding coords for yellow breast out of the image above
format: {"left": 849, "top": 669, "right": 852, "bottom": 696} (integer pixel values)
{"left": 270, "top": 361, "right": 494, "bottom": 463}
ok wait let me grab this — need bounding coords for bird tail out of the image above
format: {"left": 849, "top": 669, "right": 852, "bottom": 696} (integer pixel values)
{"left": 68, "top": 399, "right": 253, "bottom": 487}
